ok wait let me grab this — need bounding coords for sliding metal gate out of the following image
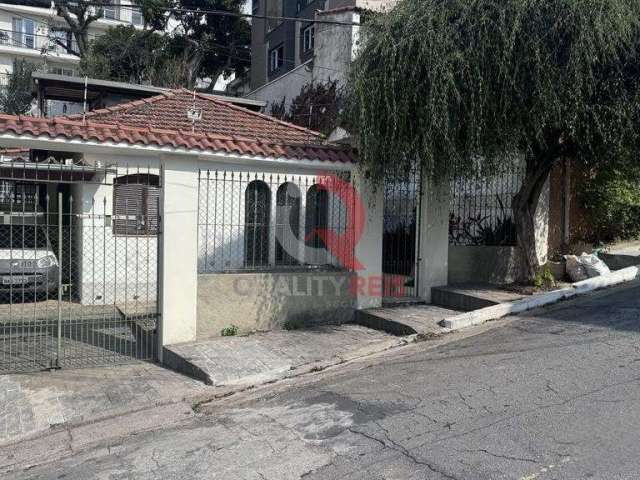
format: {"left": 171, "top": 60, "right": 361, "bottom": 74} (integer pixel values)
{"left": 0, "top": 160, "right": 161, "bottom": 373}
{"left": 382, "top": 168, "right": 422, "bottom": 300}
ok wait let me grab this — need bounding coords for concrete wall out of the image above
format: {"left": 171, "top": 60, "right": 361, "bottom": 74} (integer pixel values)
{"left": 197, "top": 270, "right": 355, "bottom": 337}
{"left": 245, "top": 61, "right": 313, "bottom": 112}
{"left": 158, "top": 155, "right": 199, "bottom": 346}
{"left": 448, "top": 245, "right": 523, "bottom": 285}
{"left": 312, "top": 10, "right": 359, "bottom": 86}
{"left": 417, "top": 177, "right": 450, "bottom": 302}
{"left": 352, "top": 169, "right": 384, "bottom": 309}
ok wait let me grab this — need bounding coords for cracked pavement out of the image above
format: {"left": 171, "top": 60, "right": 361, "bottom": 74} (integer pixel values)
{"left": 6, "top": 284, "right": 640, "bottom": 479}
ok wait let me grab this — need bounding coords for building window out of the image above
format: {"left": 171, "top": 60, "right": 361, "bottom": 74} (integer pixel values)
{"left": 131, "top": 7, "right": 143, "bottom": 26}
{"left": 244, "top": 180, "right": 271, "bottom": 267}
{"left": 49, "top": 66, "right": 75, "bottom": 77}
{"left": 269, "top": 44, "right": 284, "bottom": 73}
{"left": 113, "top": 174, "right": 160, "bottom": 236}
{"left": 302, "top": 25, "right": 315, "bottom": 53}
{"left": 12, "top": 18, "right": 35, "bottom": 50}
{"left": 305, "top": 184, "right": 329, "bottom": 264}
{"left": 103, "top": 1, "right": 120, "bottom": 20}
{"left": 275, "top": 182, "right": 301, "bottom": 266}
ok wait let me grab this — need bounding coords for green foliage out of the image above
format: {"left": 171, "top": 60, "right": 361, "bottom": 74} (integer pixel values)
{"left": 166, "top": 0, "right": 251, "bottom": 88}
{"left": 271, "top": 81, "right": 342, "bottom": 135}
{"left": 580, "top": 163, "right": 640, "bottom": 242}
{"left": 0, "top": 59, "right": 37, "bottom": 115}
{"left": 344, "top": 0, "right": 640, "bottom": 182}
{"left": 74, "top": 0, "right": 250, "bottom": 88}
{"left": 534, "top": 265, "right": 556, "bottom": 290}
{"left": 81, "top": 26, "right": 167, "bottom": 84}
{"left": 221, "top": 324, "right": 239, "bottom": 337}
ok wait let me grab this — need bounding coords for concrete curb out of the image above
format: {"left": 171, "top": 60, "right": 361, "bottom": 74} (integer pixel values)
{"left": 441, "top": 265, "right": 640, "bottom": 330}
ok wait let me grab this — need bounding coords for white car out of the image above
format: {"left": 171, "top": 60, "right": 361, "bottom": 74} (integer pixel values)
{"left": 0, "top": 224, "right": 58, "bottom": 297}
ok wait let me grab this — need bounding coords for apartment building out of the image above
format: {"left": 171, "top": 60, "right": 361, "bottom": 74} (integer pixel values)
{"left": 242, "top": 0, "right": 396, "bottom": 110}
{"left": 0, "top": 1, "right": 144, "bottom": 81}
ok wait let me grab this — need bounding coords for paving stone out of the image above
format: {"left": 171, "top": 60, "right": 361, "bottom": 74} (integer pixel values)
{"left": 0, "top": 362, "right": 208, "bottom": 445}
{"left": 166, "top": 325, "right": 396, "bottom": 386}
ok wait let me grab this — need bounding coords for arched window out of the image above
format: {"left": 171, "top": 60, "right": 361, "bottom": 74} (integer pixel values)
{"left": 113, "top": 174, "right": 160, "bottom": 236}
{"left": 275, "top": 182, "right": 301, "bottom": 265}
{"left": 305, "top": 184, "right": 329, "bottom": 264}
{"left": 244, "top": 180, "right": 271, "bottom": 267}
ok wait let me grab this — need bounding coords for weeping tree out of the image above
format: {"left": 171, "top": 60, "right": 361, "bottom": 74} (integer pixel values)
{"left": 343, "top": 0, "right": 640, "bottom": 280}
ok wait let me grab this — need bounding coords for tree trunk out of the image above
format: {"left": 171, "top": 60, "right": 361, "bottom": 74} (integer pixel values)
{"left": 512, "top": 156, "right": 555, "bottom": 281}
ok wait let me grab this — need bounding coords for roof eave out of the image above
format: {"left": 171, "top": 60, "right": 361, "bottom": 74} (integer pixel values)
{"left": 0, "top": 133, "right": 355, "bottom": 172}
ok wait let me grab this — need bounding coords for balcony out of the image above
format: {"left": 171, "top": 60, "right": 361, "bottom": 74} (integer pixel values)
{"left": 0, "top": 29, "right": 79, "bottom": 60}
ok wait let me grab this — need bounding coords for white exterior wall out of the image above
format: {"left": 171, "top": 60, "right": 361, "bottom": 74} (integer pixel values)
{"left": 352, "top": 169, "right": 384, "bottom": 309}
{"left": 76, "top": 154, "right": 160, "bottom": 307}
{"left": 158, "top": 155, "right": 199, "bottom": 346}
{"left": 418, "top": 177, "right": 450, "bottom": 303}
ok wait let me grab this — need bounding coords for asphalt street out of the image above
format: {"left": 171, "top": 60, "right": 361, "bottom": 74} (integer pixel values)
{"left": 8, "top": 284, "right": 640, "bottom": 480}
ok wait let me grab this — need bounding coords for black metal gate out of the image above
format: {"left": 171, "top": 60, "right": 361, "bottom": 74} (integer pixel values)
{"left": 0, "top": 160, "right": 161, "bottom": 373}
{"left": 382, "top": 168, "right": 422, "bottom": 300}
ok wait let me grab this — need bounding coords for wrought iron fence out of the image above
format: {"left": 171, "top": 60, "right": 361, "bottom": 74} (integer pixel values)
{"left": 382, "top": 168, "right": 422, "bottom": 299}
{"left": 449, "top": 163, "right": 524, "bottom": 246}
{"left": 0, "top": 157, "right": 161, "bottom": 373}
{"left": 197, "top": 169, "right": 355, "bottom": 273}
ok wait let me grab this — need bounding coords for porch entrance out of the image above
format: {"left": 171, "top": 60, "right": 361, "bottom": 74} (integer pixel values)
{"left": 382, "top": 168, "right": 422, "bottom": 302}
{"left": 0, "top": 160, "right": 161, "bottom": 373}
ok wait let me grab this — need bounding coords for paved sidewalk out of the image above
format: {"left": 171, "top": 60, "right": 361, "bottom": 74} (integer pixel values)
{"left": 0, "top": 362, "right": 207, "bottom": 446}
{"left": 355, "top": 304, "right": 460, "bottom": 336}
{"left": 0, "top": 325, "right": 399, "bottom": 446}
{"left": 165, "top": 325, "right": 400, "bottom": 386}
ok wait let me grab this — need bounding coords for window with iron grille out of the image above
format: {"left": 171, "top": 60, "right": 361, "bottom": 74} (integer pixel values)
{"left": 244, "top": 180, "right": 270, "bottom": 267}
{"left": 275, "top": 182, "right": 301, "bottom": 266}
{"left": 0, "top": 181, "right": 38, "bottom": 209}
{"left": 305, "top": 184, "right": 329, "bottom": 256}
{"left": 113, "top": 174, "right": 160, "bottom": 236}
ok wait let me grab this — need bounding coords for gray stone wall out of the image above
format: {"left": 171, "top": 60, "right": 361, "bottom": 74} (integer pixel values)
{"left": 448, "top": 245, "right": 524, "bottom": 285}
{"left": 197, "top": 271, "right": 355, "bottom": 338}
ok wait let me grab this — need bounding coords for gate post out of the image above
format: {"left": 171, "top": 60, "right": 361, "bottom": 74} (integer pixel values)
{"left": 417, "top": 174, "right": 450, "bottom": 302}
{"left": 352, "top": 168, "right": 384, "bottom": 310}
{"left": 157, "top": 155, "right": 199, "bottom": 356}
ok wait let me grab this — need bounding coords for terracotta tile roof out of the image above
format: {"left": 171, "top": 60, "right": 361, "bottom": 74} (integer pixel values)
{"left": 0, "top": 89, "right": 355, "bottom": 164}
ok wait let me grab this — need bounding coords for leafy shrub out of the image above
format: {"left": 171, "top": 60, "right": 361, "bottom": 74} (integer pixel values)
{"left": 580, "top": 164, "right": 640, "bottom": 242}
{"left": 0, "top": 59, "right": 37, "bottom": 115}
{"left": 534, "top": 265, "right": 556, "bottom": 290}
{"left": 221, "top": 324, "right": 239, "bottom": 337}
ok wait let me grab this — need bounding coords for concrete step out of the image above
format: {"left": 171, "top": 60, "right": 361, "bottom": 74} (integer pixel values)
{"left": 353, "top": 304, "right": 461, "bottom": 337}
{"left": 432, "top": 283, "right": 526, "bottom": 312}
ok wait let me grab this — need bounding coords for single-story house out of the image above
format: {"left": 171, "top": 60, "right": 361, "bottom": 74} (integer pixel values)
{"left": 0, "top": 88, "right": 451, "bottom": 372}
